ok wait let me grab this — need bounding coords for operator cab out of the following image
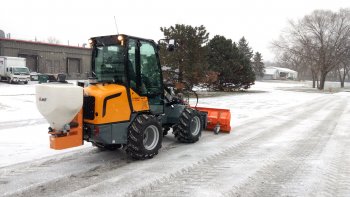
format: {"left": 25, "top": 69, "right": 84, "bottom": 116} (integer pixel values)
{"left": 89, "top": 35, "right": 164, "bottom": 114}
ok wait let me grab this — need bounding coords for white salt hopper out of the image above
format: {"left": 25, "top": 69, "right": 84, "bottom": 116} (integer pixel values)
{"left": 35, "top": 84, "right": 83, "bottom": 131}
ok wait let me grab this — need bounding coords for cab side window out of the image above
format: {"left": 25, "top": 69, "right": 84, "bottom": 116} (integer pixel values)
{"left": 128, "top": 39, "right": 137, "bottom": 89}
{"left": 139, "top": 41, "right": 162, "bottom": 95}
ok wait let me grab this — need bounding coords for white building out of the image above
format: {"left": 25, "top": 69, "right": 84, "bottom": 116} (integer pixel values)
{"left": 263, "top": 66, "right": 298, "bottom": 80}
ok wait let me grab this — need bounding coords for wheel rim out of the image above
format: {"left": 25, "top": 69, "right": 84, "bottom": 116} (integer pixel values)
{"left": 143, "top": 125, "right": 159, "bottom": 150}
{"left": 190, "top": 116, "right": 201, "bottom": 136}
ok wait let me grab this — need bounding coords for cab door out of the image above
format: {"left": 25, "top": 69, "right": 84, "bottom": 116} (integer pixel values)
{"left": 127, "top": 39, "right": 164, "bottom": 115}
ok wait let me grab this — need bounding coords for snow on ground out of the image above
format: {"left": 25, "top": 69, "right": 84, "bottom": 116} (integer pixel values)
{"left": 1, "top": 80, "right": 350, "bottom": 196}
{"left": 0, "top": 81, "right": 89, "bottom": 168}
{"left": 0, "top": 80, "right": 348, "bottom": 167}
{"left": 191, "top": 81, "right": 324, "bottom": 127}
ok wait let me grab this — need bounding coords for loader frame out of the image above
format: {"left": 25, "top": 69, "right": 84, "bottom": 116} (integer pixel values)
{"left": 44, "top": 34, "right": 231, "bottom": 160}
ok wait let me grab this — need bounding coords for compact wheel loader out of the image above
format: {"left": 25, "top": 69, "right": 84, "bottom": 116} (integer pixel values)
{"left": 36, "top": 34, "right": 231, "bottom": 160}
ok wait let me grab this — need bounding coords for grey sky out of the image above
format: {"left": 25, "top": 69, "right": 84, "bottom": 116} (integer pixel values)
{"left": 1, "top": 0, "right": 350, "bottom": 61}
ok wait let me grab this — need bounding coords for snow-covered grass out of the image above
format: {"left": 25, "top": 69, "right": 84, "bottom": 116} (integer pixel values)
{"left": 0, "top": 80, "right": 348, "bottom": 168}
{"left": 190, "top": 80, "right": 325, "bottom": 127}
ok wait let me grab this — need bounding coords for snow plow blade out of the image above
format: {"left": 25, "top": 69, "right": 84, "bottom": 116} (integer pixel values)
{"left": 193, "top": 107, "right": 231, "bottom": 133}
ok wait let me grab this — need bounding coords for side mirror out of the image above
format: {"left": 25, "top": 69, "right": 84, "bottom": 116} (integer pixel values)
{"left": 158, "top": 39, "right": 176, "bottom": 52}
{"left": 167, "top": 39, "right": 176, "bottom": 52}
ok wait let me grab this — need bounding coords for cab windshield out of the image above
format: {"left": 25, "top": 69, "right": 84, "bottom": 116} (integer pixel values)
{"left": 13, "top": 67, "right": 30, "bottom": 75}
{"left": 93, "top": 45, "right": 125, "bottom": 83}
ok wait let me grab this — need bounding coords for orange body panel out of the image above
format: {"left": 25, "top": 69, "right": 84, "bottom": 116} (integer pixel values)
{"left": 50, "top": 109, "right": 83, "bottom": 150}
{"left": 83, "top": 84, "right": 131, "bottom": 124}
{"left": 130, "top": 89, "right": 149, "bottom": 112}
{"left": 49, "top": 84, "right": 151, "bottom": 150}
{"left": 84, "top": 84, "right": 150, "bottom": 125}
{"left": 194, "top": 107, "right": 232, "bottom": 133}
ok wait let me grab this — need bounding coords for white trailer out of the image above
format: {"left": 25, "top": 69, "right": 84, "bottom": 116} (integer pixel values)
{"left": 0, "top": 56, "right": 30, "bottom": 84}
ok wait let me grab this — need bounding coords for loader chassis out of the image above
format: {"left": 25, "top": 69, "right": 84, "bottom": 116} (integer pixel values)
{"left": 37, "top": 34, "right": 232, "bottom": 159}
{"left": 79, "top": 35, "right": 203, "bottom": 158}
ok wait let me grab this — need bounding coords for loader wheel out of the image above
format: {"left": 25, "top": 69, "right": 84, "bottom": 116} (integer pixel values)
{"left": 126, "top": 114, "right": 162, "bottom": 160}
{"left": 173, "top": 108, "right": 202, "bottom": 143}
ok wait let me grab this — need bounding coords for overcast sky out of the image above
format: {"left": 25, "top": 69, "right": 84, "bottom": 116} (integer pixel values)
{"left": 1, "top": 0, "right": 350, "bottom": 61}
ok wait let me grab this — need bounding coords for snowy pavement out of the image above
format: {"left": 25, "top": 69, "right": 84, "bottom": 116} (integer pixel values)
{"left": 0, "top": 80, "right": 350, "bottom": 196}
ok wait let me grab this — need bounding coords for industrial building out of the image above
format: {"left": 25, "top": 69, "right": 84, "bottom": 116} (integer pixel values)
{"left": 0, "top": 37, "right": 91, "bottom": 79}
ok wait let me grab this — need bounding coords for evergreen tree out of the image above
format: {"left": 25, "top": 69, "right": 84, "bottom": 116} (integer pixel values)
{"left": 252, "top": 52, "right": 265, "bottom": 78}
{"left": 238, "top": 37, "right": 253, "bottom": 60}
{"left": 206, "top": 35, "right": 234, "bottom": 90}
{"left": 160, "top": 24, "right": 209, "bottom": 89}
{"left": 206, "top": 36, "right": 255, "bottom": 91}
{"left": 237, "top": 37, "right": 255, "bottom": 89}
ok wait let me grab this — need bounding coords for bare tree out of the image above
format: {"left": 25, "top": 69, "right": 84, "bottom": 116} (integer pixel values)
{"left": 47, "top": 36, "right": 61, "bottom": 44}
{"left": 273, "top": 9, "right": 350, "bottom": 90}
{"left": 336, "top": 55, "right": 350, "bottom": 87}
{"left": 277, "top": 51, "right": 307, "bottom": 80}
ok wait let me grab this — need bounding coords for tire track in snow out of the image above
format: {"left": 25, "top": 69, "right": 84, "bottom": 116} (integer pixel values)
{"left": 62, "top": 96, "right": 334, "bottom": 196}
{"left": 224, "top": 97, "right": 348, "bottom": 197}
{"left": 0, "top": 95, "right": 333, "bottom": 197}
{"left": 329, "top": 105, "right": 350, "bottom": 197}
{"left": 295, "top": 103, "right": 350, "bottom": 197}
{"left": 0, "top": 138, "right": 180, "bottom": 197}
{"left": 335, "top": 143, "right": 350, "bottom": 197}
{"left": 124, "top": 97, "right": 341, "bottom": 197}
{"left": 312, "top": 147, "right": 346, "bottom": 197}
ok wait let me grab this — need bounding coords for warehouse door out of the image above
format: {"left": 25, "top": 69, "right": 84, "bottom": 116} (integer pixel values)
{"left": 19, "top": 54, "right": 38, "bottom": 72}
{"left": 67, "top": 58, "right": 80, "bottom": 74}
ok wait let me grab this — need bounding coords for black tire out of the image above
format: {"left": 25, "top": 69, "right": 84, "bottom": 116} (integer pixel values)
{"left": 173, "top": 108, "right": 202, "bottom": 143}
{"left": 126, "top": 114, "right": 163, "bottom": 160}
{"left": 24, "top": 81, "right": 28, "bottom": 84}
{"left": 7, "top": 77, "right": 12, "bottom": 84}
